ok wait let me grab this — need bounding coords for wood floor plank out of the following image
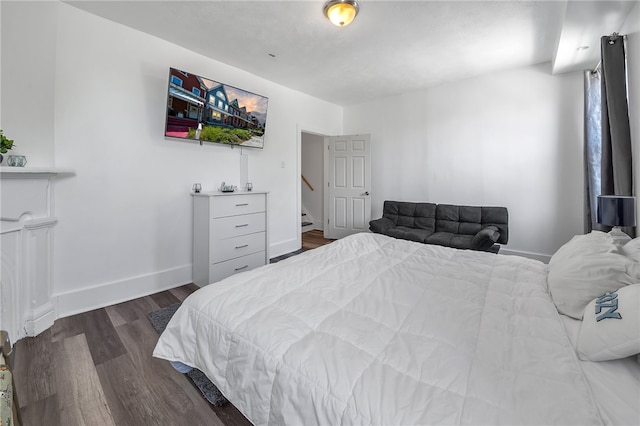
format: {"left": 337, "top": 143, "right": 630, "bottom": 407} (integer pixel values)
{"left": 104, "top": 305, "right": 128, "bottom": 327}
{"left": 107, "top": 296, "right": 161, "bottom": 324}
{"left": 169, "top": 284, "right": 198, "bottom": 302}
{"left": 20, "top": 393, "right": 60, "bottom": 426}
{"left": 185, "top": 283, "right": 200, "bottom": 292}
{"left": 302, "top": 229, "right": 334, "bottom": 250}
{"left": 13, "top": 329, "right": 56, "bottom": 408}
{"left": 212, "top": 402, "right": 254, "bottom": 426}
{"left": 149, "top": 289, "right": 181, "bottom": 308}
{"left": 54, "top": 334, "right": 115, "bottom": 426}
{"left": 77, "top": 309, "right": 127, "bottom": 366}
{"left": 96, "top": 352, "right": 173, "bottom": 426}
{"left": 50, "top": 315, "right": 85, "bottom": 343}
{"left": 104, "top": 300, "right": 138, "bottom": 323}
{"left": 113, "top": 318, "right": 224, "bottom": 424}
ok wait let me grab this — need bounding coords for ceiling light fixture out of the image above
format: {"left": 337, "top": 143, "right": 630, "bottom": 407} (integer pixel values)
{"left": 323, "top": 0, "right": 359, "bottom": 27}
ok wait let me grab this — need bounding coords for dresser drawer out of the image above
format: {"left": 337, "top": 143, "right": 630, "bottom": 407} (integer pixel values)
{"left": 208, "top": 251, "right": 266, "bottom": 284}
{"left": 211, "top": 232, "right": 265, "bottom": 263}
{"left": 212, "top": 194, "right": 266, "bottom": 218}
{"left": 212, "top": 212, "right": 266, "bottom": 239}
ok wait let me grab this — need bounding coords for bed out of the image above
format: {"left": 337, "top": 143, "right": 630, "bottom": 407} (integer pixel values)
{"left": 154, "top": 232, "right": 640, "bottom": 425}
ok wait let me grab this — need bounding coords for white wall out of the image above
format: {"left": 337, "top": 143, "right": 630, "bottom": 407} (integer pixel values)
{"left": 301, "top": 132, "right": 325, "bottom": 229}
{"left": 620, "top": 3, "right": 640, "bottom": 223}
{"left": 1, "top": 1, "right": 57, "bottom": 165}
{"left": 1, "top": 2, "right": 342, "bottom": 316}
{"left": 344, "top": 63, "right": 584, "bottom": 260}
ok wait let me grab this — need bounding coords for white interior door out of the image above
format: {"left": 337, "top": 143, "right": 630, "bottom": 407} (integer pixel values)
{"left": 324, "top": 134, "right": 371, "bottom": 239}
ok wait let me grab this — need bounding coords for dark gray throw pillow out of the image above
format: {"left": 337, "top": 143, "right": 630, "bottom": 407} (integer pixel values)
{"left": 471, "top": 225, "right": 500, "bottom": 250}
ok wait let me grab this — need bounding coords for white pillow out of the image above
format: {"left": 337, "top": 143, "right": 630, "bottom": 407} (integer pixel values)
{"left": 577, "top": 284, "right": 640, "bottom": 361}
{"left": 549, "top": 231, "right": 620, "bottom": 267}
{"left": 548, "top": 251, "right": 640, "bottom": 319}
{"left": 622, "top": 238, "right": 640, "bottom": 262}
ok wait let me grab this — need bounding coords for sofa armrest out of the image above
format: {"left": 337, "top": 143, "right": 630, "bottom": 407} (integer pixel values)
{"left": 471, "top": 225, "right": 500, "bottom": 251}
{"left": 369, "top": 217, "right": 396, "bottom": 234}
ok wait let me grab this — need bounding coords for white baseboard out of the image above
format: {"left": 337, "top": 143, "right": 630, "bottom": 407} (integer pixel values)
{"left": 499, "top": 248, "right": 551, "bottom": 264}
{"left": 54, "top": 264, "right": 192, "bottom": 319}
{"left": 26, "top": 302, "right": 56, "bottom": 337}
{"left": 270, "top": 238, "right": 300, "bottom": 259}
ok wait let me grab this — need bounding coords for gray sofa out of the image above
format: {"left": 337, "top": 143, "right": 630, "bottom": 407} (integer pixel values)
{"left": 369, "top": 200, "right": 508, "bottom": 253}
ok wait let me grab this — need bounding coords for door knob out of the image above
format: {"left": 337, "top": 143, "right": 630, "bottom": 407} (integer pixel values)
{"left": 364, "top": 191, "right": 370, "bottom": 196}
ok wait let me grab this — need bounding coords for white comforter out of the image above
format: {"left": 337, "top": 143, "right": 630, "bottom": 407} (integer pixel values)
{"left": 154, "top": 233, "right": 604, "bottom": 425}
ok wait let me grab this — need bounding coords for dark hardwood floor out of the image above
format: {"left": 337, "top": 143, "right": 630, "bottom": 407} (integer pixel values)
{"left": 14, "top": 283, "right": 249, "bottom": 426}
{"left": 14, "top": 231, "right": 334, "bottom": 426}
{"left": 302, "top": 229, "right": 335, "bottom": 250}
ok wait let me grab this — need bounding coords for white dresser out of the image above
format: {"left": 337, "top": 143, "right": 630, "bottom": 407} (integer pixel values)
{"left": 192, "top": 191, "right": 269, "bottom": 287}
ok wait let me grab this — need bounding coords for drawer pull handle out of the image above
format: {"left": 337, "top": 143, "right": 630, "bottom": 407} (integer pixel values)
{"left": 235, "top": 203, "right": 249, "bottom": 207}
{"left": 234, "top": 265, "right": 249, "bottom": 271}
{"left": 235, "top": 244, "right": 249, "bottom": 249}
{"left": 235, "top": 224, "right": 249, "bottom": 228}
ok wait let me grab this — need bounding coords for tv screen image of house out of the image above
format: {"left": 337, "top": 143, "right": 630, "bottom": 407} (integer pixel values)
{"left": 165, "top": 67, "right": 268, "bottom": 149}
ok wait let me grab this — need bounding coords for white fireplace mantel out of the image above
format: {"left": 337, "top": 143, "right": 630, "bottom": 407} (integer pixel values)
{"left": 1, "top": 166, "right": 74, "bottom": 340}
{"left": 0, "top": 166, "right": 74, "bottom": 176}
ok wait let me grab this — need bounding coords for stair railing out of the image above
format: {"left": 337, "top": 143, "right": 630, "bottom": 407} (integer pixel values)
{"left": 301, "top": 175, "right": 314, "bottom": 191}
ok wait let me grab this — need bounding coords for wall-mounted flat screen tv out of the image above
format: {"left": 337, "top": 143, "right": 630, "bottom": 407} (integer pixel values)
{"left": 164, "top": 67, "right": 268, "bottom": 149}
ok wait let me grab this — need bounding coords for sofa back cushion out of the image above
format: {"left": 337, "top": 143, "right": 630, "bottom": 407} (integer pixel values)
{"left": 435, "top": 204, "right": 509, "bottom": 244}
{"left": 383, "top": 201, "right": 436, "bottom": 232}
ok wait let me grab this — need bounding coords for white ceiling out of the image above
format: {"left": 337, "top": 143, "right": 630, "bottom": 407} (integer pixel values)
{"left": 65, "top": 0, "right": 637, "bottom": 106}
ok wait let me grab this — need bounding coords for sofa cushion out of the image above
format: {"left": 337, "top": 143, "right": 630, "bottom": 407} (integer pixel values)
{"left": 435, "top": 204, "right": 508, "bottom": 244}
{"left": 383, "top": 201, "right": 436, "bottom": 231}
{"left": 369, "top": 217, "right": 396, "bottom": 234}
{"left": 471, "top": 226, "right": 500, "bottom": 251}
{"left": 387, "top": 227, "right": 432, "bottom": 243}
{"left": 425, "top": 232, "right": 474, "bottom": 250}
{"left": 436, "top": 205, "right": 485, "bottom": 235}
{"left": 482, "top": 207, "right": 509, "bottom": 244}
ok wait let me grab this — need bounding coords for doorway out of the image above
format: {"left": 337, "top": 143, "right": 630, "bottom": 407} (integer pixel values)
{"left": 301, "top": 131, "right": 326, "bottom": 235}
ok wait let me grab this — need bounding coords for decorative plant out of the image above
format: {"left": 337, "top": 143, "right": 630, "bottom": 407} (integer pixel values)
{"left": 0, "top": 129, "right": 14, "bottom": 153}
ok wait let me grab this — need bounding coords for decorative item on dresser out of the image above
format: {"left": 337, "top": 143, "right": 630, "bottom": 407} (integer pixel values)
{"left": 192, "top": 191, "right": 269, "bottom": 286}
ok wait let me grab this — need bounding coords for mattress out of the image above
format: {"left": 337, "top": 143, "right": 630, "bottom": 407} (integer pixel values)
{"left": 154, "top": 232, "right": 628, "bottom": 425}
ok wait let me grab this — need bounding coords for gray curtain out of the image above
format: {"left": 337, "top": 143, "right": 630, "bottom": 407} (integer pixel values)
{"left": 584, "top": 34, "right": 634, "bottom": 236}
{"left": 601, "top": 35, "right": 632, "bottom": 195}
